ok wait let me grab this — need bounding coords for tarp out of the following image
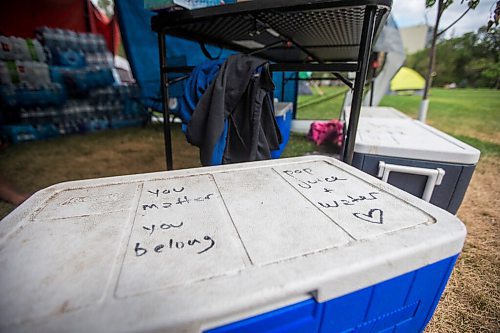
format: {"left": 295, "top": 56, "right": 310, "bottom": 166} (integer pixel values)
{"left": 343, "top": 14, "right": 406, "bottom": 108}
{"left": 115, "top": 0, "right": 232, "bottom": 110}
{"left": 115, "top": 0, "right": 297, "bottom": 113}
{"left": 391, "top": 67, "right": 425, "bottom": 91}
{"left": 88, "top": 3, "right": 121, "bottom": 54}
{"left": 0, "top": 0, "right": 120, "bottom": 54}
{"left": 364, "top": 14, "right": 406, "bottom": 106}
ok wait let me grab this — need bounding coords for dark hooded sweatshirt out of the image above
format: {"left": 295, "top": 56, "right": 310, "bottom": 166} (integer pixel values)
{"left": 186, "top": 54, "right": 282, "bottom": 166}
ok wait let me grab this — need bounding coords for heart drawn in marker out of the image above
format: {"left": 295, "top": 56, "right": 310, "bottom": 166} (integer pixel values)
{"left": 353, "top": 208, "right": 384, "bottom": 224}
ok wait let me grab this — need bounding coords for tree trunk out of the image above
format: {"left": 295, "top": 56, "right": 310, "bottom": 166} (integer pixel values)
{"left": 419, "top": 0, "right": 444, "bottom": 122}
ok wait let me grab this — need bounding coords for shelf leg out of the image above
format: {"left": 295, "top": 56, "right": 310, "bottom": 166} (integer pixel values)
{"left": 158, "top": 31, "right": 174, "bottom": 170}
{"left": 342, "top": 6, "right": 378, "bottom": 165}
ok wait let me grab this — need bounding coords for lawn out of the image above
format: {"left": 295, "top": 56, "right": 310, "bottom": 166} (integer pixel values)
{"left": 296, "top": 86, "right": 348, "bottom": 120}
{"left": 0, "top": 88, "right": 498, "bottom": 332}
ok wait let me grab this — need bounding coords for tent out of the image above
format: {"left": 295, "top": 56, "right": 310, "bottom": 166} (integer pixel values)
{"left": 390, "top": 67, "right": 425, "bottom": 92}
{"left": 343, "top": 14, "right": 406, "bottom": 108}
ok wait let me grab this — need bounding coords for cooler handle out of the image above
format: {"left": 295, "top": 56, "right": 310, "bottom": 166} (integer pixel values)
{"left": 377, "top": 161, "right": 445, "bottom": 202}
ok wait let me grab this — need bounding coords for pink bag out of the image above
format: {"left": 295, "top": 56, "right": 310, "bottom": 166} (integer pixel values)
{"left": 307, "top": 120, "right": 344, "bottom": 146}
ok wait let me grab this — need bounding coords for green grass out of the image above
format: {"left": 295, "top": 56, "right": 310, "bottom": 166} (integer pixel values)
{"left": 297, "top": 86, "right": 348, "bottom": 120}
{"left": 281, "top": 133, "right": 316, "bottom": 157}
{"left": 453, "top": 135, "right": 500, "bottom": 156}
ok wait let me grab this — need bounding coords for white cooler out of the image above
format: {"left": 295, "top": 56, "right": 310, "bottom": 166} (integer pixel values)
{"left": 0, "top": 156, "right": 466, "bottom": 332}
{"left": 349, "top": 117, "right": 480, "bottom": 214}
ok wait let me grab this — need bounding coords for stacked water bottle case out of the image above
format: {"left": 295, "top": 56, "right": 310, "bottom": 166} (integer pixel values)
{"left": 0, "top": 28, "right": 147, "bottom": 144}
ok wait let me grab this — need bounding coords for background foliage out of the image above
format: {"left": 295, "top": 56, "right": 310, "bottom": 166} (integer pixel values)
{"left": 406, "top": 26, "right": 500, "bottom": 88}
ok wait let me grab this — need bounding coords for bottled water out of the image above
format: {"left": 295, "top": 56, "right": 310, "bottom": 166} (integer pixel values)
{"left": 0, "top": 35, "right": 14, "bottom": 60}
{"left": 11, "top": 37, "right": 29, "bottom": 61}
{"left": 65, "top": 30, "right": 77, "bottom": 50}
{"left": 0, "top": 36, "right": 48, "bottom": 63}
{"left": 96, "top": 35, "right": 107, "bottom": 53}
{"left": 39, "top": 27, "right": 57, "bottom": 51}
{"left": 31, "top": 39, "right": 47, "bottom": 62}
{"left": 0, "top": 61, "right": 12, "bottom": 85}
{"left": 54, "top": 29, "right": 66, "bottom": 50}
{"left": 15, "top": 60, "right": 29, "bottom": 88}
{"left": 1, "top": 27, "right": 138, "bottom": 141}
{"left": 80, "top": 33, "right": 91, "bottom": 52}
{"left": 39, "top": 63, "right": 51, "bottom": 86}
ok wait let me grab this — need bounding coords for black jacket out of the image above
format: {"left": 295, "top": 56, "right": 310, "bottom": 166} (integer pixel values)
{"left": 187, "top": 54, "right": 282, "bottom": 166}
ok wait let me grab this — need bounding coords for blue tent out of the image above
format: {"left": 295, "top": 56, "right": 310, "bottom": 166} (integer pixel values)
{"left": 115, "top": 0, "right": 297, "bottom": 116}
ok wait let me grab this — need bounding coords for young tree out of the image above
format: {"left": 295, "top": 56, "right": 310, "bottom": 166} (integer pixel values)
{"left": 418, "top": 0, "right": 480, "bottom": 122}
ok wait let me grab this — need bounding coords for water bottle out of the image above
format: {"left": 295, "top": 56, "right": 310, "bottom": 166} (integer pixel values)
{"left": 19, "top": 107, "right": 29, "bottom": 123}
{"left": 0, "top": 35, "right": 14, "bottom": 60}
{"left": 80, "top": 33, "right": 90, "bottom": 52}
{"left": 86, "top": 34, "right": 94, "bottom": 53}
{"left": 24, "top": 61, "right": 39, "bottom": 89}
{"left": 40, "top": 63, "right": 51, "bottom": 86}
{"left": 0, "top": 85, "right": 17, "bottom": 107}
{"left": 35, "top": 27, "right": 45, "bottom": 45}
{"left": 103, "top": 51, "right": 114, "bottom": 67}
{"left": 86, "top": 53, "right": 95, "bottom": 66}
{"left": 65, "top": 30, "right": 76, "bottom": 50}
{"left": 54, "top": 29, "right": 66, "bottom": 50}
{"left": 92, "top": 35, "right": 100, "bottom": 53}
{"left": 32, "top": 39, "right": 47, "bottom": 63}
{"left": 21, "top": 38, "right": 32, "bottom": 60}
{"left": 15, "top": 60, "right": 29, "bottom": 88}
{"left": 8, "top": 37, "right": 20, "bottom": 60}
{"left": 97, "top": 35, "right": 107, "bottom": 52}
{"left": 37, "top": 62, "right": 49, "bottom": 88}
{"left": 42, "top": 28, "right": 56, "bottom": 51}
{"left": 37, "top": 106, "right": 46, "bottom": 124}
{"left": 30, "top": 62, "right": 40, "bottom": 88}
{"left": 0, "top": 61, "right": 12, "bottom": 85}
{"left": 11, "top": 37, "right": 30, "bottom": 61}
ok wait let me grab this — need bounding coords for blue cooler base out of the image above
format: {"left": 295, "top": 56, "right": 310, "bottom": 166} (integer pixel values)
{"left": 207, "top": 255, "right": 458, "bottom": 333}
{"left": 271, "top": 110, "right": 293, "bottom": 159}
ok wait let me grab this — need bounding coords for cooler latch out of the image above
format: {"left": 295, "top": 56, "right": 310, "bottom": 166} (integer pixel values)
{"left": 377, "top": 161, "right": 445, "bottom": 202}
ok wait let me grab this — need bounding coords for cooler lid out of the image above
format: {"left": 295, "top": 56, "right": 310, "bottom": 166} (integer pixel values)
{"left": 343, "top": 106, "right": 410, "bottom": 122}
{"left": 354, "top": 118, "right": 480, "bottom": 164}
{"left": 274, "top": 102, "right": 293, "bottom": 118}
{"left": 0, "top": 156, "right": 466, "bottom": 333}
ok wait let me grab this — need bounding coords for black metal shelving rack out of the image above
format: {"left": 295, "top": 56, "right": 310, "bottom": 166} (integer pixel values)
{"left": 151, "top": 0, "right": 392, "bottom": 170}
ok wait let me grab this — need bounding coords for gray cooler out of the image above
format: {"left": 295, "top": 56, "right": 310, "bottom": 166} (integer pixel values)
{"left": 350, "top": 117, "right": 480, "bottom": 214}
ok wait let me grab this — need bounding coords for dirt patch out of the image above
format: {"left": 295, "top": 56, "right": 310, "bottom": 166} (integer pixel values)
{"left": 426, "top": 156, "right": 500, "bottom": 332}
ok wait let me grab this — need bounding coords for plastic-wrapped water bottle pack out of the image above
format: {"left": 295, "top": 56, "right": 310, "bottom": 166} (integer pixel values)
{"left": 0, "top": 28, "right": 147, "bottom": 144}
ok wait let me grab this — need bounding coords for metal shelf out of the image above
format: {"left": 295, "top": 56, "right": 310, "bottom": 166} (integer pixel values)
{"left": 151, "top": 0, "right": 392, "bottom": 170}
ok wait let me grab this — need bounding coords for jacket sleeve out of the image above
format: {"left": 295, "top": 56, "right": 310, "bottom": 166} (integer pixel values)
{"left": 186, "top": 61, "right": 229, "bottom": 166}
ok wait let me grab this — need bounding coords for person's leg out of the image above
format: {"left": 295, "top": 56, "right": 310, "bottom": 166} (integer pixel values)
{"left": 0, "top": 175, "right": 30, "bottom": 205}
